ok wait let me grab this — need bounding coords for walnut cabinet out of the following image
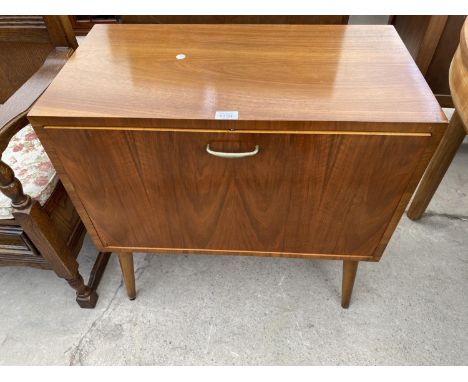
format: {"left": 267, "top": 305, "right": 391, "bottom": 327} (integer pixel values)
{"left": 28, "top": 25, "right": 447, "bottom": 307}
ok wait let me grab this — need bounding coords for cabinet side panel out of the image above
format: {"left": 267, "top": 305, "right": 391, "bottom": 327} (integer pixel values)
{"left": 32, "top": 125, "right": 106, "bottom": 250}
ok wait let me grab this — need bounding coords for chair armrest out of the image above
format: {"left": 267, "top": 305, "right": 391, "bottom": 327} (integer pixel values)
{"left": 0, "top": 47, "right": 73, "bottom": 151}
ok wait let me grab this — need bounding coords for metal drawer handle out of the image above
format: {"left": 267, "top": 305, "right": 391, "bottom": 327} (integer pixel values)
{"left": 206, "top": 144, "right": 260, "bottom": 158}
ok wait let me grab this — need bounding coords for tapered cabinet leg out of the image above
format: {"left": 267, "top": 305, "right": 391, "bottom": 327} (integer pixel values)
{"left": 407, "top": 111, "right": 466, "bottom": 220}
{"left": 118, "top": 252, "right": 136, "bottom": 300}
{"left": 341, "top": 260, "right": 359, "bottom": 309}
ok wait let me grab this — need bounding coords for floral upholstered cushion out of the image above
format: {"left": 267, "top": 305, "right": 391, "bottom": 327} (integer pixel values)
{"left": 0, "top": 124, "right": 58, "bottom": 219}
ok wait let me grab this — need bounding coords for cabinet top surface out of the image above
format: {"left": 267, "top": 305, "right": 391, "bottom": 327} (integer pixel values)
{"left": 29, "top": 24, "right": 446, "bottom": 125}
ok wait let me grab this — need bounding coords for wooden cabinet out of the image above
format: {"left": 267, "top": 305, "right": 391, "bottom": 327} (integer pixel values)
{"left": 28, "top": 25, "right": 447, "bottom": 307}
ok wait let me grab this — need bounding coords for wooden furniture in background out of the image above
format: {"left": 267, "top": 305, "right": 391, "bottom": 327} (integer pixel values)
{"left": 408, "top": 19, "right": 468, "bottom": 220}
{"left": 68, "top": 16, "right": 120, "bottom": 36}
{"left": 0, "top": 16, "right": 78, "bottom": 104}
{"left": 391, "top": 15, "right": 466, "bottom": 107}
{"left": 28, "top": 25, "right": 446, "bottom": 308}
{"left": 0, "top": 16, "right": 109, "bottom": 308}
{"left": 66, "top": 15, "right": 349, "bottom": 36}
{"left": 120, "top": 15, "right": 349, "bottom": 24}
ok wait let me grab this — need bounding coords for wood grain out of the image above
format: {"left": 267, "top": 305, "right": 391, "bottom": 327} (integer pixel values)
{"left": 0, "top": 15, "right": 78, "bottom": 103}
{"left": 392, "top": 15, "right": 466, "bottom": 108}
{"left": 407, "top": 19, "right": 468, "bottom": 220}
{"left": 46, "top": 128, "right": 428, "bottom": 260}
{"left": 29, "top": 25, "right": 446, "bottom": 126}
{"left": 391, "top": 16, "right": 432, "bottom": 59}
{"left": 407, "top": 112, "right": 466, "bottom": 220}
{"left": 118, "top": 252, "right": 136, "bottom": 300}
{"left": 0, "top": 17, "right": 101, "bottom": 307}
{"left": 0, "top": 16, "right": 49, "bottom": 43}
{"left": 121, "top": 15, "right": 349, "bottom": 25}
{"left": 414, "top": 16, "right": 448, "bottom": 75}
{"left": 0, "top": 48, "right": 73, "bottom": 151}
{"left": 451, "top": 21, "right": 468, "bottom": 130}
{"left": 341, "top": 260, "right": 359, "bottom": 308}
{"left": 426, "top": 16, "right": 467, "bottom": 103}
{"left": 43, "top": 16, "right": 78, "bottom": 50}
{"left": 0, "top": 42, "right": 52, "bottom": 103}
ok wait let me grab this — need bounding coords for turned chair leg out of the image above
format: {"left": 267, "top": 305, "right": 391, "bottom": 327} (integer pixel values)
{"left": 341, "top": 260, "right": 359, "bottom": 309}
{"left": 11, "top": 199, "right": 99, "bottom": 308}
{"left": 407, "top": 111, "right": 466, "bottom": 220}
{"left": 118, "top": 252, "right": 136, "bottom": 300}
{"left": 67, "top": 274, "right": 98, "bottom": 308}
{"left": 68, "top": 251, "right": 111, "bottom": 308}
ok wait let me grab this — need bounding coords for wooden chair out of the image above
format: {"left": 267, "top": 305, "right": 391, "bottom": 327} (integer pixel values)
{"left": 408, "top": 19, "right": 468, "bottom": 220}
{"left": 0, "top": 16, "right": 110, "bottom": 308}
{"left": 0, "top": 16, "right": 78, "bottom": 103}
{"left": 391, "top": 16, "right": 466, "bottom": 108}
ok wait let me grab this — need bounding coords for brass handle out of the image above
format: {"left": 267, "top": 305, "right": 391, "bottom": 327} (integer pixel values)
{"left": 206, "top": 144, "right": 260, "bottom": 158}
